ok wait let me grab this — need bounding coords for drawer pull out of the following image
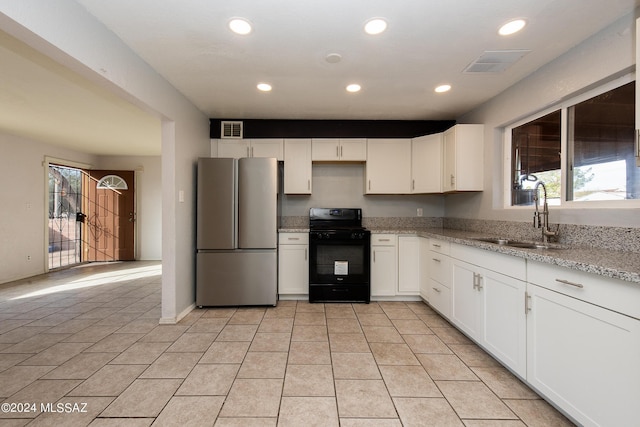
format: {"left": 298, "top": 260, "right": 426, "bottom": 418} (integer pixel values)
{"left": 555, "top": 279, "right": 584, "bottom": 289}
{"left": 432, "top": 258, "right": 441, "bottom": 262}
{"left": 287, "top": 237, "right": 300, "bottom": 241}
{"left": 432, "top": 244, "right": 441, "bottom": 248}
{"left": 432, "top": 287, "right": 441, "bottom": 293}
{"left": 378, "top": 238, "right": 390, "bottom": 242}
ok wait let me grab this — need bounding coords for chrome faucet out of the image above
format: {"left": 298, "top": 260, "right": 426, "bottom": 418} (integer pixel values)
{"left": 533, "top": 181, "right": 559, "bottom": 244}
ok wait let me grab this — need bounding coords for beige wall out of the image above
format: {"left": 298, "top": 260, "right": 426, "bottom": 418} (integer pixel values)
{"left": 451, "top": 11, "right": 639, "bottom": 228}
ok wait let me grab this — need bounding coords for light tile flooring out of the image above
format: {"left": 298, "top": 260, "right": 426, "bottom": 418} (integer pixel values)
{"left": 0, "top": 261, "right": 575, "bottom": 426}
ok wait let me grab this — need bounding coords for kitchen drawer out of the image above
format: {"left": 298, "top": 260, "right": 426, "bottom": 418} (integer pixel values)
{"left": 429, "top": 239, "right": 450, "bottom": 255}
{"left": 371, "top": 234, "right": 397, "bottom": 246}
{"left": 428, "top": 253, "right": 452, "bottom": 288}
{"left": 427, "top": 279, "right": 451, "bottom": 318}
{"left": 451, "top": 243, "right": 526, "bottom": 281}
{"left": 278, "top": 232, "right": 309, "bottom": 245}
{"left": 528, "top": 261, "right": 640, "bottom": 319}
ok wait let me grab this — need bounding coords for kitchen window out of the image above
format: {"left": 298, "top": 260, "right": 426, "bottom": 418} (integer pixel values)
{"left": 506, "top": 75, "right": 638, "bottom": 207}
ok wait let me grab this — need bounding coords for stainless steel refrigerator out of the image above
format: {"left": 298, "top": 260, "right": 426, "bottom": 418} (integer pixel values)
{"left": 196, "top": 157, "right": 278, "bottom": 306}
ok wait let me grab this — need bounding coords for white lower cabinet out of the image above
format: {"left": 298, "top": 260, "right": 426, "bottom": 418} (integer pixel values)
{"left": 450, "top": 246, "right": 527, "bottom": 377}
{"left": 278, "top": 233, "right": 309, "bottom": 296}
{"left": 451, "top": 260, "right": 482, "bottom": 337}
{"left": 415, "top": 239, "right": 640, "bottom": 426}
{"left": 370, "top": 234, "right": 397, "bottom": 297}
{"left": 398, "top": 236, "right": 420, "bottom": 294}
{"left": 418, "top": 237, "right": 430, "bottom": 300}
{"left": 425, "top": 239, "right": 452, "bottom": 317}
{"left": 427, "top": 279, "right": 451, "bottom": 318}
{"left": 526, "top": 267, "right": 640, "bottom": 427}
{"left": 481, "top": 269, "right": 527, "bottom": 378}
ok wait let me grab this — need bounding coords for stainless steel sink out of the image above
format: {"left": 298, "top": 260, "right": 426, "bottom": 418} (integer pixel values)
{"left": 471, "top": 237, "right": 566, "bottom": 250}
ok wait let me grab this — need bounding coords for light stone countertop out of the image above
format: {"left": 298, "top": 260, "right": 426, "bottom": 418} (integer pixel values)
{"left": 279, "top": 227, "right": 640, "bottom": 284}
{"left": 278, "top": 228, "right": 309, "bottom": 233}
{"left": 369, "top": 227, "right": 640, "bottom": 285}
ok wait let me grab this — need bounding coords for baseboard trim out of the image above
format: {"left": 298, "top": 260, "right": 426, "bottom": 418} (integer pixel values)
{"left": 159, "top": 303, "right": 196, "bottom": 325}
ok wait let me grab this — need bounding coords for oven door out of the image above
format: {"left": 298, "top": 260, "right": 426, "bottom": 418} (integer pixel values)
{"left": 309, "top": 236, "right": 370, "bottom": 285}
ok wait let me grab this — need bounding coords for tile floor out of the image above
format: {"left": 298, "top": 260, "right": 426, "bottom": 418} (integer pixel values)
{"left": 0, "top": 261, "right": 575, "bottom": 426}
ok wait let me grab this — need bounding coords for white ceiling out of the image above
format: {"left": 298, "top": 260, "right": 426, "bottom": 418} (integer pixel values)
{"left": 1, "top": 1, "right": 639, "bottom": 155}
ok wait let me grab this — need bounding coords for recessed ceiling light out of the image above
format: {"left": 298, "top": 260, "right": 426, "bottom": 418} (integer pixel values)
{"left": 325, "top": 53, "right": 342, "bottom": 64}
{"left": 257, "top": 83, "right": 272, "bottom": 92}
{"left": 364, "top": 18, "right": 387, "bottom": 35}
{"left": 229, "top": 18, "right": 252, "bottom": 35}
{"left": 346, "top": 84, "right": 361, "bottom": 93}
{"left": 435, "top": 84, "right": 451, "bottom": 93}
{"left": 498, "top": 19, "right": 526, "bottom": 36}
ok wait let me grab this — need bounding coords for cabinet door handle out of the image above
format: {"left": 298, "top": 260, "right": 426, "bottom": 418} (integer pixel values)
{"left": 341, "top": 146, "right": 343, "bottom": 157}
{"left": 247, "top": 147, "right": 250, "bottom": 157}
{"left": 432, "top": 287, "right": 441, "bottom": 293}
{"left": 336, "top": 146, "right": 339, "bottom": 158}
{"left": 450, "top": 174, "right": 455, "bottom": 186}
{"left": 412, "top": 179, "right": 415, "bottom": 190}
{"left": 368, "top": 180, "right": 371, "bottom": 190}
{"left": 635, "top": 129, "right": 640, "bottom": 158}
{"left": 373, "top": 250, "right": 376, "bottom": 263}
{"left": 555, "top": 278, "right": 584, "bottom": 289}
{"left": 525, "top": 291, "right": 532, "bottom": 314}
{"left": 251, "top": 146, "right": 254, "bottom": 157}
{"left": 473, "top": 273, "right": 483, "bottom": 290}
{"left": 307, "top": 179, "right": 310, "bottom": 190}
{"left": 305, "top": 248, "right": 307, "bottom": 260}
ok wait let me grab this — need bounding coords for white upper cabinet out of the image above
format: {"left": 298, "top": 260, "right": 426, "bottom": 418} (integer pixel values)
{"left": 365, "top": 139, "right": 412, "bottom": 194}
{"left": 210, "top": 139, "right": 219, "bottom": 157}
{"left": 312, "top": 138, "right": 367, "bottom": 161}
{"left": 217, "top": 139, "right": 283, "bottom": 160}
{"left": 250, "top": 139, "right": 284, "bottom": 160}
{"left": 442, "top": 124, "right": 484, "bottom": 192}
{"left": 284, "top": 139, "right": 312, "bottom": 194}
{"left": 217, "top": 139, "right": 249, "bottom": 159}
{"left": 411, "top": 133, "right": 443, "bottom": 193}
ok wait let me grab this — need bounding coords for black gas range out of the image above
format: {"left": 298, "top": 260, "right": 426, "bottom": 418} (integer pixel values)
{"left": 308, "top": 208, "right": 371, "bottom": 303}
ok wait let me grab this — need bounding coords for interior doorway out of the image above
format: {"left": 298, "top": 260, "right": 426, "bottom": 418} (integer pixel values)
{"left": 47, "top": 165, "right": 136, "bottom": 269}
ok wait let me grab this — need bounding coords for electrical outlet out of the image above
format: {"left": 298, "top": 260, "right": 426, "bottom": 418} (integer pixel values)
{"left": 417, "top": 208, "right": 423, "bottom": 217}
{"left": 26, "top": 255, "right": 32, "bottom": 261}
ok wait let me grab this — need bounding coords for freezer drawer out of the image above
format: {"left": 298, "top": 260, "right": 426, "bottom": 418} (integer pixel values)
{"left": 196, "top": 251, "right": 277, "bottom": 306}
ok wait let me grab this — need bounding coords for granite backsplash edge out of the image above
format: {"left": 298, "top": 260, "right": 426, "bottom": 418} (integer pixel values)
{"left": 280, "top": 216, "right": 640, "bottom": 253}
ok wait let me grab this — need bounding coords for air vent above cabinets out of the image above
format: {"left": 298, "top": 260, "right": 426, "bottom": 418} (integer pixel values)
{"left": 221, "top": 121, "right": 243, "bottom": 139}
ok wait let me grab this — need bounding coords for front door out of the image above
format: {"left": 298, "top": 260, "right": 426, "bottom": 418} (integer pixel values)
{"left": 84, "top": 170, "right": 135, "bottom": 261}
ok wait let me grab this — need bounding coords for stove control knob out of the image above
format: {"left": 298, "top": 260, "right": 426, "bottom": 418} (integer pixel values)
{"left": 323, "top": 232, "right": 331, "bottom": 240}
{"left": 351, "top": 232, "right": 363, "bottom": 240}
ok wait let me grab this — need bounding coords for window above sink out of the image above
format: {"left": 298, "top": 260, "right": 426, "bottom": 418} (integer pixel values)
{"left": 505, "top": 74, "right": 640, "bottom": 209}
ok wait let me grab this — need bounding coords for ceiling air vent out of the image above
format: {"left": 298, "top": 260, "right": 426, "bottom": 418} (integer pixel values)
{"left": 221, "top": 121, "right": 243, "bottom": 139}
{"left": 463, "top": 50, "right": 530, "bottom": 73}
